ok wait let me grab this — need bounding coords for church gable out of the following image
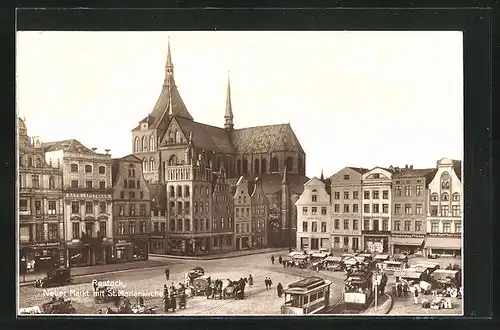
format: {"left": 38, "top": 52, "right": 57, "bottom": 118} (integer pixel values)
{"left": 160, "top": 117, "right": 188, "bottom": 146}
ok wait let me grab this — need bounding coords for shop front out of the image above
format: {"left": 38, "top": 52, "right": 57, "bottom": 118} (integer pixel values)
{"left": 390, "top": 235, "right": 425, "bottom": 256}
{"left": 167, "top": 236, "right": 211, "bottom": 255}
{"left": 150, "top": 235, "right": 167, "bottom": 255}
{"left": 235, "top": 235, "right": 251, "bottom": 250}
{"left": 132, "top": 235, "right": 149, "bottom": 260}
{"left": 67, "top": 240, "right": 91, "bottom": 267}
{"left": 425, "top": 234, "right": 462, "bottom": 257}
{"left": 362, "top": 233, "right": 389, "bottom": 254}
{"left": 114, "top": 238, "right": 133, "bottom": 262}
{"left": 20, "top": 242, "right": 62, "bottom": 272}
{"left": 331, "top": 236, "right": 360, "bottom": 253}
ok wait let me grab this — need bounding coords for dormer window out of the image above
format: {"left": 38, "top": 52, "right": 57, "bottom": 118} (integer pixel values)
{"left": 343, "top": 175, "right": 350, "bottom": 180}
{"left": 372, "top": 173, "right": 380, "bottom": 179}
{"left": 312, "top": 195, "right": 317, "bottom": 202}
{"left": 141, "top": 123, "right": 148, "bottom": 130}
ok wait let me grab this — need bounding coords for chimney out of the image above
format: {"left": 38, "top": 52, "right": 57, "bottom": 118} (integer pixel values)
{"left": 105, "top": 149, "right": 110, "bottom": 155}
{"left": 92, "top": 147, "right": 97, "bottom": 153}
{"left": 410, "top": 165, "right": 413, "bottom": 170}
{"left": 405, "top": 164, "right": 408, "bottom": 169}
{"left": 389, "top": 165, "right": 394, "bottom": 169}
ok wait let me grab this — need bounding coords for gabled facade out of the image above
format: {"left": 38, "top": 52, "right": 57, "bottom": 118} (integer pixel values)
{"left": 149, "top": 183, "right": 168, "bottom": 254}
{"left": 233, "top": 176, "right": 252, "bottom": 249}
{"left": 211, "top": 166, "right": 235, "bottom": 252}
{"left": 112, "top": 155, "right": 152, "bottom": 262}
{"left": 361, "top": 167, "right": 394, "bottom": 253}
{"left": 44, "top": 139, "right": 113, "bottom": 267}
{"left": 18, "top": 118, "right": 65, "bottom": 272}
{"left": 251, "top": 177, "right": 270, "bottom": 248}
{"left": 330, "top": 167, "right": 368, "bottom": 252}
{"left": 295, "top": 177, "right": 331, "bottom": 251}
{"left": 425, "top": 158, "right": 462, "bottom": 256}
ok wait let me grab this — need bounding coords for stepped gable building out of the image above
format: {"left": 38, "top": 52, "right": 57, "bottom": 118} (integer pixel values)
{"left": 389, "top": 165, "right": 437, "bottom": 256}
{"left": 250, "top": 176, "right": 270, "bottom": 248}
{"left": 18, "top": 118, "right": 65, "bottom": 272}
{"left": 43, "top": 139, "right": 114, "bottom": 267}
{"left": 131, "top": 40, "right": 308, "bottom": 248}
{"left": 211, "top": 165, "right": 235, "bottom": 252}
{"left": 111, "top": 155, "right": 152, "bottom": 262}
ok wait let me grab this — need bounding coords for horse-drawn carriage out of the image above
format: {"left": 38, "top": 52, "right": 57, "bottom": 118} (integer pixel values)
{"left": 192, "top": 275, "right": 211, "bottom": 296}
{"left": 222, "top": 278, "right": 246, "bottom": 300}
{"left": 34, "top": 267, "right": 72, "bottom": 288}
{"left": 41, "top": 297, "right": 76, "bottom": 314}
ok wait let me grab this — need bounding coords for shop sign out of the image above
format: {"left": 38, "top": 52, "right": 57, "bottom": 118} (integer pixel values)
{"left": 35, "top": 242, "right": 59, "bottom": 247}
{"left": 117, "top": 239, "right": 130, "bottom": 244}
{"left": 392, "top": 234, "right": 425, "bottom": 239}
{"left": 362, "top": 230, "right": 390, "bottom": 235}
{"left": 428, "top": 233, "right": 461, "bottom": 238}
{"left": 66, "top": 193, "right": 109, "bottom": 199}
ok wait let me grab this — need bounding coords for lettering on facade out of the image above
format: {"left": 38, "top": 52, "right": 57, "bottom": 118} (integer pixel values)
{"left": 428, "top": 233, "right": 461, "bottom": 238}
{"left": 392, "top": 234, "right": 425, "bottom": 238}
{"left": 66, "top": 193, "right": 111, "bottom": 199}
{"left": 35, "top": 242, "right": 60, "bottom": 247}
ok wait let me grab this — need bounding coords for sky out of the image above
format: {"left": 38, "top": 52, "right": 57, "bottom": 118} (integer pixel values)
{"left": 16, "top": 31, "right": 463, "bottom": 178}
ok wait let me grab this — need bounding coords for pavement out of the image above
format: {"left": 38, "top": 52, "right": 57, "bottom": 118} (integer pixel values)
{"left": 150, "top": 247, "right": 287, "bottom": 260}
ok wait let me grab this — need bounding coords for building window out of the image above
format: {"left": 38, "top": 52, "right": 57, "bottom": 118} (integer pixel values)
{"left": 311, "top": 207, "right": 317, "bottom": 215}
{"left": 311, "top": 222, "right": 317, "bottom": 232}
{"left": 129, "top": 191, "right": 136, "bottom": 199}
{"left": 85, "top": 165, "right": 92, "bottom": 173}
{"left": 431, "top": 205, "right": 438, "bottom": 216}
{"left": 344, "top": 204, "right": 349, "bottom": 213}
{"left": 344, "top": 191, "right": 349, "bottom": 199}
{"left": 441, "top": 193, "right": 449, "bottom": 201}
{"left": 372, "top": 191, "right": 379, "bottom": 199}
{"left": 120, "top": 191, "right": 125, "bottom": 199}
{"left": 443, "top": 222, "right": 451, "bottom": 233}
{"left": 98, "top": 181, "right": 105, "bottom": 189}
{"left": 452, "top": 193, "right": 460, "bottom": 201}
{"left": 382, "top": 190, "right": 388, "bottom": 199}
{"left": 71, "top": 180, "right": 79, "bottom": 188}
{"left": 441, "top": 180, "right": 450, "bottom": 189}
{"left": 353, "top": 191, "right": 359, "bottom": 199}
{"left": 415, "top": 221, "right": 422, "bottom": 232}
{"left": 118, "top": 222, "right": 125, "bottom": 235}
{"left": 440, "top": 205, "right": 449, "bottom": 217}
{"left": 334, "top": 192, "right": 340, "bottom": 200}
{"left": 363, "top": 204, "right": 370, "bottom": 213}
{"left": 99, "top": 222, "right": 106, "bottom": 236}
{"left": 72, "top": 222, "right": 80, "bottom": 238}
{"left": 343, "top": 219, "right": 349, "bottom": 230}
{"left": 394, "top": 204, "right": 401, "bottom": 214}
{"left": 129, "top": 221, "right": 136, "bottom": 234}
{"left": 99, "top": 202, "right": 107, "bottom": 214}
{"left": 48, "top": 201, "right": 57, "bottom": 215}
{"left": 395, "top": 186, "right": 402, "bottom": 196}
{"left": 86, "top": 180, "right": 93, "bottom": 188}
{"left": 32, "top": 175, "right": 40, "bottom": 188}
{"left": 85, "top": 202, "right": 93, "bottom": 214}
{"left": 71, "top": 164, "right": 79, "bottom": 172}
{"left": 170, "top": 219, "right": 175, "bottom": 232}
{"left": 71, "top": 201, "right": 79, "bottom": 214}
{"left": 405, "top": 186, "right": 412, "bottom": 196}
{"left": 363, "top": 219, "right": 370, "bottom": 231}
{"left": 404, "top": 204, "right": 412, "bottom": 214}
{"left": 49, "top": 176, "right": 55, "bottom": 189}
{"left": 312, "top": 195, "right": 317, "bottom": 202}
{"left": 394, "top": 221, "right": 401, "bottom": 231}
{"left": 430, "top": 193, "right": 439, "bottom": 201}
{"left": 372, "top": 204, "right": 379, "bottom": 213}
{"left": 431, "top": 222, "right": 439, "bottom": 233}
{"left": 413, "top": 203, "right": 422, "bottom": 215}
{"left": 382, "top": 204, "right": 388, "bottom": 214}
{"left": 334, "top": 219, "right": 339, "bottom": 230}
{"left": 185, "top": 186, "right": 190, "bottom": 197}
{"left": 139, "top": 204, "right": 146, "bottom": 215}
{"left": 404, "top": 221, "right": 411, "bottom": 231}
{"left": 85, "top": 222, "right": 93, "bottom": 236}
{"left": 35, "top": 200, "right": 42, "bottom": 215}
{"left": 452, "top": 205, "right": 460, "bottom": 216}
{"left": 416, "top": 185, "right": 423, "bottom": 196}
{"left": 19, "top": 199, "right": 28, "bottom": 212}
{"left": 47, "top": 223, "right": 58, "bottom": 241}
{"left": 353, "top": 204, "right": 359, "bottom": 213}
{"left": 353, "top": 219, "right": 359, "bottom": 230}
{"left": 321, "top": 222, "right": 327, "bottom": 232}
{"left": 140, "top": 221, "right": 147, "bottom": 233}
{"left": 343, "top": 174, "right": 350, "bottom": 180}
{"left": 455, "top": 222, "right": 461, "bottom": 233}
{"left": 98, "top": 166, "right": 106, "bottom": 174}
{"left": 363, "top": 191, "right": 370, "bottom": 199}
{"left": 271, "top": 157, "right": 279, "bottom": 172}
{"left": 382, "top": 219, "right": 388, "bottom": 231}
{"left": 321, "top": 207, "right": 327, "bottom": 215}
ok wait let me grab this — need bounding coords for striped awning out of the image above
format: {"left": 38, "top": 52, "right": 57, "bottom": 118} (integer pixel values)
{"left": 393, "top": 269, "right": 424, "bottom": 279}
{"left": 374, "top": 254, "right": 389, "bottom": 260}
{"left": 391, "top": 237, "right": 424, "bottom": 246}
{"left": 325, "top": 256, "right": 342, "bottom": 262}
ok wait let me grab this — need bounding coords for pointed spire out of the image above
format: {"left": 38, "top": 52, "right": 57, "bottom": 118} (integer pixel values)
{"left": 224, "top": 71, "right": 234, "bottom": 131}
{"left": 168, "top": 83, "right": 173, "bottom": 115}
{"left": 320, "top": 169, "right": 324, "bottom": 181}
{"left": 166, "top": 37, "right": 173, "bottom": 68}
{"left": 282, "top": 165, "right": 288, "bottom": 184}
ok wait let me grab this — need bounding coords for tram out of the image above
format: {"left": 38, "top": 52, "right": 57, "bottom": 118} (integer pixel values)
{"left": 343, "top": 269, "right": 374, "bottom": 309}
{"left": 280, "top": 277, "right": 332, "bottom": 315}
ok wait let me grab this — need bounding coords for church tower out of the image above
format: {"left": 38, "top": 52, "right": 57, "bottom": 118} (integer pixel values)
{"left": 281, "top": 166, "right": 291, "bottom": 247}
{"left": 224, "top": 73, "right": 234, "bottom": 131}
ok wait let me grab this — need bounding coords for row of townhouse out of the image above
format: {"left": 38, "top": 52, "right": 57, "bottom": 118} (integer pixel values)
{"left": 296, "top": 159, "right": 462, "bottom": 257}
{"left": 18, "top": 118, "right": 271, "bottom": 271}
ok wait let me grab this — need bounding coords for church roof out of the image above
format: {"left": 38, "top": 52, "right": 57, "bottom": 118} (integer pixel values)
{"left": 230, "top": 123, "right": 305, "bottom": 154}
{"left": 228, "top": 173, "right": 309, "bottom": 195}
{"left": 452, "top": 160, "right": 462, "bottom": 181}
{"left": 175, "top": 117, "right": 234, "bottom": 154}
{"left": 43, "top": 139, "right": 94, "bottom": 154}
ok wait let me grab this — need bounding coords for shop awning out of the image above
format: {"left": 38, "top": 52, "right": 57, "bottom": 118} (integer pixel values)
{"left": 325, "top": 256, "right": 342, "bottom": 262}
{"left": 288, "top": 251, "right": 305, "bottom": 257}
{"left": 311, "top": 252, "right": 328, "bottom": 258}
{"left": 293, "top": 254, "right": 308, "bottom": 260}
{"left": 391, "top": 237, "right": 424, "bottom": 246}
{"left": 374, "top": 254, "right": 389, "bottom": 260}
{"left": 393, "top": 269, "right": 424, "bottom": 279}
{"left": 425, "top": 237, "right": 462, "bottom": 250}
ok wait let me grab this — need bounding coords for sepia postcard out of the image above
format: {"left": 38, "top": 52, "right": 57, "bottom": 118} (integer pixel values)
{"left": 16, "top": 31, "right": 464, "bottom": 316}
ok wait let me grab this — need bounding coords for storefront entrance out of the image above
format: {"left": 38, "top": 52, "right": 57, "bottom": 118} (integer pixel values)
{"left": 363, "top": 236, "right": 388, "bottom": 253}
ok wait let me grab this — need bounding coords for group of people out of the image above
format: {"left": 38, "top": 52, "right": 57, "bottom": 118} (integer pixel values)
{"left": 162, "top": 282, "right": 187, "bottom": 312}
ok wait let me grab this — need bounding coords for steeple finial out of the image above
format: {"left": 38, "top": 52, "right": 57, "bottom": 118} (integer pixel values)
{"left": 282, "top": 165, "right": 288, "bottom": 184}
{"left": 166, "top": 37, "right": 173, "bottom": 69}
{"left": 164, "top": 37, "right": 175, "bottom": 87}
{"left": 320, "top": 169, "right": 324, "bottom": 181}
{"left": 224, "top": 71, "right": 234, "bottom": 131}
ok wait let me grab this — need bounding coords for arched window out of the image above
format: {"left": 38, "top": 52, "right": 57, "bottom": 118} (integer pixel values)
{"left": 134, "top": 137, "right": 140, "bottom": 153}
{"left": 98, "top": 166, "right": 106, "bottom": 174}
{"left": 149, "top": 135, "right": 155, "bottom": 151}
{"left": 71, "top": 163, "right": 78, "bottom": 172}
{"left": 176, "top": 131, "right": 181, "bottom": 144}
{"left": 184, "top": 186, "right": 190, "bottom": 197}
{"left": 441, "top": 192, "right": 449, "bottom": 201}
{"left": 28, "top": 156, "right": 33, "bottom": 167}
{"left": 150, "top": 157, "right": 155, "bottom": 172}
{"left": 169, "top": 186, "right": 175, "bottom": 197}
{"left": 49, "top": 176, "right": 55, "bottom": 189}
{"left": 271, "top": 157, "right": 279, "bottom": 172}
{"left": 242, "top": 159, "right": 248, "bottom": 174}
{"left": 36, "top": 157, "right": 41, "bottom": 167}
{"left": 176, "top": 186, "right": 182, "bottom": 197}
{"left": 452, "top": 193, "right": 460, "bottom": 201}
{"left": 85, "top": 165, "right": 92, "bottom": 173}
{"left": 168, "top": 155, "right": 177, "bottom": 166}
{"left": 19, "top": 156, "right": 23, "bottom": 167}
{"left": 441, "top": 171, "right": 450, "bottom": 189}
{"left": 254, "top": 159, "right": 260, "bottom": 174}
{"left": 143, "top": 158, "right": 148, "bottom": 172}
{"left": 237, "top": 160, "right": 242, "bottom": 175}
{"left": 168, "top": 131, "right": 174, "bottom": 144}
{"left": 298, "top": 155, "right": 303, "bottom": 173}
{"left": 142, "top": 136, "right": 148, "bottom": 151}
{"left": 430, "top": 193, "right": 439, "bottom": 201}
{"left": 261, "top": 158, "right": 267, "bottom": 173}
{"left": 286, "top": 157, "right": 293, "bottom": 171}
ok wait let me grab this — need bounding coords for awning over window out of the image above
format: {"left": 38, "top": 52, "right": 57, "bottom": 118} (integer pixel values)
{"left": 391, "top": 237, "right": 424, "bottom": 246}
{"left": 425, "top": 237, "right": 462, "bottom": 250}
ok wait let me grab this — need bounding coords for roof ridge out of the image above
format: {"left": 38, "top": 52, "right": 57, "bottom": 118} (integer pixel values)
{"left": 234, "top": 123, "right": 288, "bottom": 131}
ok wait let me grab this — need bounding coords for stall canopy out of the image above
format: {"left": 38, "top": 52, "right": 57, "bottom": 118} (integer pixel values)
{"left": 374, "top": 254, "right": 389, "bottom": 260}
{"left": 325, "top": 256, "right": 342, "bottom": 262}
{"left": 289, "top": 251, "right": 305, "bottom": 257}
{"left": 391, "top": 237, "right": 424, "bottom": 246}
{"left": 293, "top": 254, "right": 308, "bottom": 260}
{"left": 393, "top": 269, "right": 424, "bottom": 279}
{"left": 425, "top": 237, "right": 462, "bottom": 250}
{"left": 311, "top": 252, "right": 328, "bottom": 258}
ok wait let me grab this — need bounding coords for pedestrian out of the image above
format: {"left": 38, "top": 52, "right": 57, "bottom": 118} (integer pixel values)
{"left": 413, "top": 285, "right": 420, "bottom": 304}
{"left": 248, "top": 274, "right": 253, "bottom": 287}
{"left": 277, "top": 283, "right": 283, "bottom": 297}
{"left": 165, "top": 267, "right": 170, "bottom": 281}
{"left": 271, "top": 255, "right": 275, "bottom": 265}
{"left": 163, "top": 285, "right": 169, "bottom": 311}
{"left": 316, "top": 265, "right": 320, "bottom": 273}
{"left": 396, "top": 281, "right": 402, "bottom": 297}
{"left": 170, "top": 293, "right": 177, "bottom": 312}
{"left": 264, "top": 277, "right": 268, "bottom": 289}
{"left": 138, "top": 296, "right": 144, "bottom": 306}
{"left": 403, "top": 282, "right": 408, "bottom": 296}
{"left": 283, "top": 260, "right": 287, "bottom": 268}
{"left": 93, "top": 281, "right": 98, "bottom": 292}
{"left": 278, "top": 255, "right": 283, "bottom": 264}
{"left": 268, "top": 278, "right": 273, "bottom": 289}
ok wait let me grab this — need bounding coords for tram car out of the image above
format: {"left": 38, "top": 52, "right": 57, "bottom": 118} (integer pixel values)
{"left": 343, "top": 269, "right": 374, "bottom": 309}
{"left": 281, "top": 277, "right": 332, "bottom": 315}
